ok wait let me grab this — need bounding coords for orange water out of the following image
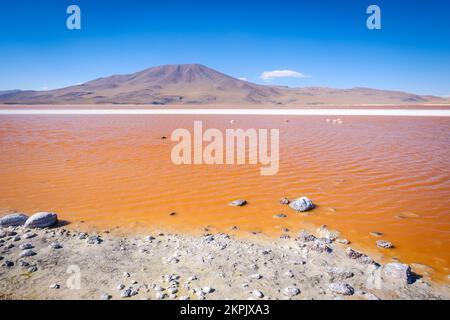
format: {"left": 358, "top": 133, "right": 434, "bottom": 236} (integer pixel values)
{"left": 0, "top": 115, "right": 449, "bottom": 281}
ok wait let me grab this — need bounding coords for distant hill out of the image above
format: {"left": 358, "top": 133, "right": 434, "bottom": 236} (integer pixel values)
{"left": 0, "top": 64, "right": 448, "bottom": 106}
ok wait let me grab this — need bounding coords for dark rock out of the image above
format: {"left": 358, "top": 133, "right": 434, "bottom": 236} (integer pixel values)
{"left": 273, "top": 213, "right": 287, "bottom": 219}
{"left": 0, "top": 213, "right": 29, "bottom": 227}
{"left": 2, "top": 260, "right": 14, "bottom": 268}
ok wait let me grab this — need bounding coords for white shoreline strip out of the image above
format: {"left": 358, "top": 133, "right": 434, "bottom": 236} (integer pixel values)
{"left": 0, "top": 109, "right": 450, "bottom": 117}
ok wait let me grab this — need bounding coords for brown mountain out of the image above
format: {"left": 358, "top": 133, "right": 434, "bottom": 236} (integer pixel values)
{"left": 0, "top": 64, "right": 448, "bottom": 106}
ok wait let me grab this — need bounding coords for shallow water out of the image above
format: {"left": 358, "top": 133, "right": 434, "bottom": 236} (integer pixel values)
{"left": 0, "top": 114, "right": 449, "bottom": 281}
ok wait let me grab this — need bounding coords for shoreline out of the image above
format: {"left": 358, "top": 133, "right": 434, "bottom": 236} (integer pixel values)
{"left": 1, "top": 223, "right": 449, "bottom": 300}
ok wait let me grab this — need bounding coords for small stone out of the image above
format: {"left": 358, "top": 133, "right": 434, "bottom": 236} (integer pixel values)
{"left": 273, "top": 213, "right": 288, "bottom": 219}
{"left": 19, "top": 260, "right": 30, "bottom": 267}
{"left": 298, "top": 230, "right": 316, "bottom": 242}
{"left": 20, "top": 249, "right": 36, "bottom": 258}
{"left": 25, "top": 212, "right": 58, "bottom": 229}
{"left": 100, "top": 293, "right": 112, "bottom": 300}
{"left": 123, "top": 272, "right": 130, "bottom": 278}
{"left": 86, "top": 235, "right": 103, "bottom": 245}
{"left": 13, "top": 235, "right": 21, "bottom": 241}
{"left": 279, "top": 197, "right": 290, "bottom": 205}
{"left": 329, "top": 283, "right": 355, "bottom": 296}
{"left": 317, "top": 225, "right": 339, "bottom": 241}
{"left": 289, "top": 197, "right": 315, "bottom": 212}
{"left": 229, "top": 200, "right": 247, "bottom": 207}
{"left": 168, "top": 287, "right": 178, "bottom": 294}
{"left": 337, "top": 239, "right": 350, "bottom": 245}
{"left": 376, "top": 240, "right": 394, "bottom": 249}
{"left": 179, "top": 296, "right": 190, "bottom": 300}
{"left": 202, "top": 287, "right": 214, "bottom": 294}
{"left": 49, "top": 242, "right": 63, "bottom": 249}
{"left": 121, "top": 289, "right": 137, "bottom": 298}
{"left": 145, "top": 235, "right": 156, "bottom": 241}
{"left": 0, "top": 213, "right": 29, "bottom": 227}
{"left": 252, "top": 290, "right": 264, "bottom": 298}
{"left": 28, "top": 266, "right": 38, "bottom": 273}
{"left": 20, "top": 243, "right": 34, "bottom": 250}
{"left": 250, "top": 273, "right": 262, "bottom": 280}
{"left": 283, "top": 287, "right": 301, "bottom": 297}
{"left": 370, "top": 232, "right": 384, "bottom": 237}
{"left": 153, "top": 285, "right": 164, "bottom": 292}
{"left": 78, "top": 233, "right": 88, "bottom": 240}
{"left": 326, "top": 267, "right": 354, "bottom": 280}
{"left": 156, "top": 292, "right": 166, "bottom": 300}
{"left": 2, "top": 260, "right": 14, "bottom": 268}
{"left": 49, "top": 283, "right": 60, "bottom": 289}
{"left": 117, "top": 284, "right": 125, "bottom": 290}
{"left": 284, "top": 271, "right": 294, "bottom": 278}
{"left": 24, "top": 233, "right": 37, "bottom": 239}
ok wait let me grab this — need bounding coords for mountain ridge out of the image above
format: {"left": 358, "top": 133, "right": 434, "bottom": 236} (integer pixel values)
{"left": 0, "top": 64, "right": 448, "bottom": 106}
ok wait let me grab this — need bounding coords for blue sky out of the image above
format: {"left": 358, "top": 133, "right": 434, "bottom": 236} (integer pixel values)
{"left": 0, "top": 0, "right": 449, "bottom": 96}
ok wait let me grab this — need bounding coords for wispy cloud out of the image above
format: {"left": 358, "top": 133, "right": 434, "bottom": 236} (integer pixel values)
{"left": 260, "top": 70, "right": 309, "bottom": 81}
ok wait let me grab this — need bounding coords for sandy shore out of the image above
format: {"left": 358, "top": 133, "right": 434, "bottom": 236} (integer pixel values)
{"left": 1, "top": 224, "right": 449, "bottom": 300}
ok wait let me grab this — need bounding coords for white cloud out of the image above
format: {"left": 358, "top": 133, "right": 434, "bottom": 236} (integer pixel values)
{"left": 260, "top": 70, "right": 309, "bottom": 81}
{"left": 238, "top": 77, "right": 248, "bottom": 82}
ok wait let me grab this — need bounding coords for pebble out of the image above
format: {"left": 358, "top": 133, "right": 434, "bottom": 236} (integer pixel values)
{"left": 123, "top": 272, "right": 130, "bottom": 278}
{"left": 49, "top": 283, "right": 60, "bottom": 289}
{"left": 376, "top": 240, "right": 394, "bottom": 249}
{"left": 28, "top": 266, "right": 38, "bottom": 273}
{"left": 24, "top": 232, "right": 37, "bottom": 239}
{"left": 117, "top": 284, "right": 125, "bottom": 290}
{"left": 273, "top": 214, "right": 288, "bottom": 219}
{"left": 326, "top": 267, "right": 354, "bottom": 280}
{"left": 229, "top": 200, "right": 247, "bottom": 207}
{"left": 252, "top": 290, "right": 264, "bottom": 298}
{"left": 86, "top": 236, "right": 103, "bottom": 245}
{"left": 156, "top": 292, "right": 166, "bottom": 300}
{"left": 202, "top": 287, "right": 214, "bottom": 294}
{"left": 121, "top": 289, "right": 138, "bottom": 298}
{"left": 168, "top": 287, "right": 178, "bottom": 294}
{"left": 370, "top": 232, "right": 384, "bottom": 237}
{"left": 250, "top": 273, "right": 263, "bottom": 280}
{"left": 284, "top": 271, "right": 294, "bottom": 278}
{"left": 336, "top": 239, "right": 350, "bottom": 245}
{"left": 2, "top": 260, "right": 14, "bottom": 268}
{"left": 20, "top": 249, "right": 37, "bottom": 258}
{"left": 179, "top": 296, "right": 190, "bottom": 300}
{"left": 13, "top": 235, "right": 21, "bottom": 241}
{"left": 25, "top": 212, "right": 58, "bottom": 229}
{"left": 279, "top": 197, "right": 290, "bottom": 205}
{"left": 19, "top": 243, "right": 34, "bottom": 250}
{"left": 329, "top": 283, "right": 355, "bottom": 296}
{"left": 100, "top": 293, "right": 112, "bottom": 300}
{"left": 298, "top": 230, "right": 316, "bottom": 242}
{"left": 283, "top": 287, "right": 301, "bottom": 297}
{"left": 49, "top": 242, "right": 63, "bottom": 249}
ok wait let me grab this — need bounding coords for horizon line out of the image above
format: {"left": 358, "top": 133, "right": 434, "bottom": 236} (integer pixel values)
{"left": 0, "top": 109, "right": 450, "bottom": 117}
